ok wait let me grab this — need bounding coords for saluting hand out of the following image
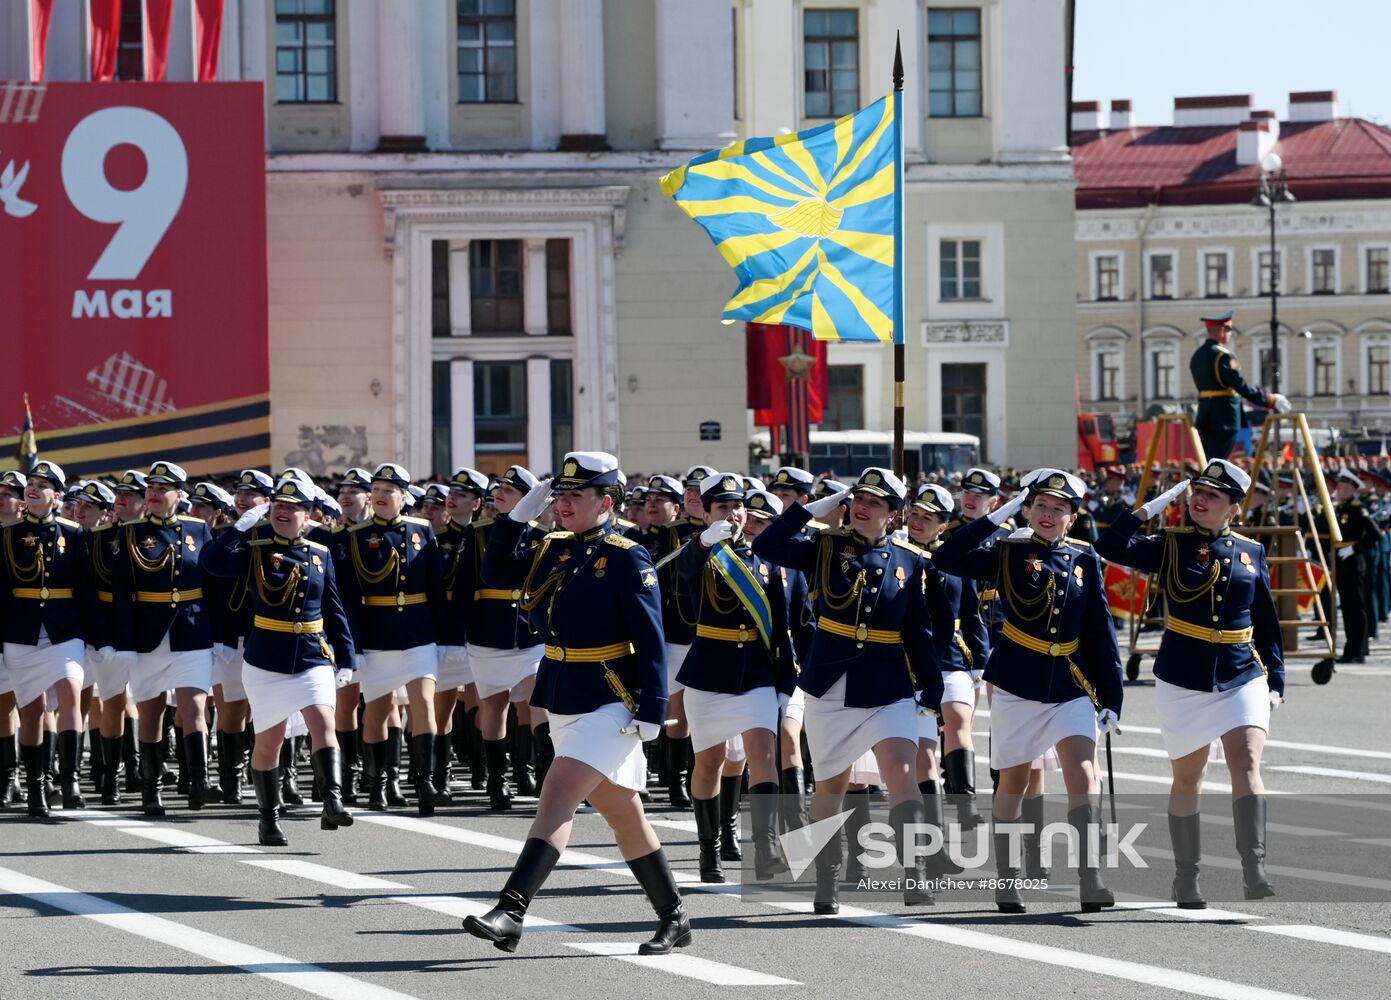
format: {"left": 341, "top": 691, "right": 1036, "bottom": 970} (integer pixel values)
{"left": 988, "top": 487, "right": 1028, "bottom": 525}
{"left": 233, "top": 504, "right": 268, "bottom": 533}
{"left": 1138, "top": 479, "right": 1190, "bottom": 521}
{"left": 805, "top": 487, "right": 852, "bottom": 520}
{"left": 508, "top": 478, "right": 554, "bottom": 523}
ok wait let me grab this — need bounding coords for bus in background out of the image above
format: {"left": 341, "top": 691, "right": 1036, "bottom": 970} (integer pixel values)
{"left": 751, "top": 430, "right": 981, "bottom": 481}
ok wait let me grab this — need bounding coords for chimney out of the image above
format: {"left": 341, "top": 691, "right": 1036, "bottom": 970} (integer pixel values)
{"left": 1289, "top": 90, "right": 1338, "bottom": 122}
{"left": 1236, "top": 120, "right": 1277, "bottom": 166}
{"left": 1249, "top": 109, "right": 1280, "bottom": 142}
{"left": 1173, "top": 94, "right": 1253, "bottom": 127}
{"left": 1109, "top": 99, "right": 1132, "bottom": 130}
{"left": 1070, "top": 100, "right": 1102, "bottom": 132}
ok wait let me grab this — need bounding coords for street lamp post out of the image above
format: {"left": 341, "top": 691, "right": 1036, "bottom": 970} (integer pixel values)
{"left": 1252, "top": 153, "right": 1296, "bottom": 394}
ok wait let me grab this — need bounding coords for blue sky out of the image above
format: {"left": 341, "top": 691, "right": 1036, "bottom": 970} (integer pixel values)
{"left": 1072, "top": 0, "right": 1389, "bottom": 126}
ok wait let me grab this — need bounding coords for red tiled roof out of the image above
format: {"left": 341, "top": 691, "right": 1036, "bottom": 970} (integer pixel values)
{"left": 1073, "top": 118, "right": 1391, "bottom": 209}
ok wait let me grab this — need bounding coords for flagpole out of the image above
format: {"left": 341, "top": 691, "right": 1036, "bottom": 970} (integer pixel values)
{"left": 891, "top": 33, "right": 906, "bottom": 476}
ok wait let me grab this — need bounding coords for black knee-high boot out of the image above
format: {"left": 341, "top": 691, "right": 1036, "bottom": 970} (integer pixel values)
{"left": 719, "top": 774, "right": 744, "bottom": 862}
{"left": 1069, "top": 802, "right": 1115, "bottom": 912}
{"left": 628, "top": 849, "right": 692, "bottom": 956}
{"left": 462, "top": 838, "right": 561, "bottom": 952}
{"left": 139, "top": 740, "right": 166, "bottom": 816}
{"left": 892, "top": 798, "right": 934, "bottom": 905}
{"left": 664, "top": 737, "right": 690, "bottom": 808}
{"left": 779, "top": 766, "right": 810, "bottom": 833}
{"left": 941, "top": 748, "right": 982, "bottom": 830}
{"left": 749, "top": 781, "right": 788, "bottom": 879}
{"left": 993, "top": 814, "right": 1026, "bottom": 913}
{"left": 41, "top": 730, "right": 57, "bottom": 806}
{"left": 335, "top": 730, "right": 358, "bottom": 805}
{"left": 1021, "top": 794, "right": 1049, "bottom": 879}
{"left": 411, "top": 732, "right": 443, "bottom": 816}
{"left": 183, "top": 730, "right": 209, "bottom": 809}
{"left": 841, "top": 788, "right": 872, "bottom": 884}
{"left": 1, "top": 734, "right": 20, "bottom": 805}
{"left": 173, "top": 724, "right": 188, "bottom": 795}
{"left": 122, "top": 718, "right": 140, "bottom": 793}
{"left": 512, "top": 724, "right": 535, "bottom": 797}
{"left": 279, "top": 738, "right": 303, "bottom": 806}
{"left": 57, "top": 730, "right": 86, "bottom": 810}
{"left": 484, "top": 738, "right": 512, "bottom": 811}
{"left": 532, "top": 721, "right": 554, "bottom": 795}
{"left": 1169, "top": 811, "right": 1206, "bottom": 909}
{"left": 100, "top": 735, "right": 123, "bottom": 805}
{"left": 364, "top": 739, "right": 388, "bottom": 811}
{"left": 431, "top": 729, "right": 454, "bottom": 804}
{"left": 1233, "top": 794, "right": 1275, "bottom": 899}
{"left": 465, "top": 708, "right": 486, "bottom": 790}
{"left": 252, "top": 767, "right": 287, "bottom": 846}
{"left": 384, "top": 727, "right": 408, "bottom": 807}
{"left": 86, "top": 728, "right": 104, "bottom": 795}
{"left": 814, "top": 821, "right": 842, "bottom": 915}
{"left": 692, "top": 795, "right": 724, "bottom": 883}
{"left": 919, "top": 779, "right": 962, "bottom": 876}
{"left": 21, "top": 742, "right": 49, "bottom": 818}
{"left": 313, "top": 747, "right": 353, "bottom": 830}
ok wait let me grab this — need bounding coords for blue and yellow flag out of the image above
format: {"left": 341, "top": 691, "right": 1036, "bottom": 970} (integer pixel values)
{"left": 661, "top": 93, "right": 903, "bottom": 344}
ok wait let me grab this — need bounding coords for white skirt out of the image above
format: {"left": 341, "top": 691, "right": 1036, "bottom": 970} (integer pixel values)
{"left": 466, "top": 644, "right": 540, "bottom": 701}
{"left": 989, "top": 689, "right": 1097, "bottom": 769}
{"left": 849, "top": 748, "right": 881, "bottom": 784}
{"left": 437, "top": 646, "right": 473, "bottom": 689}
{"left": 359, "top": 646, "right": 437, "bottom": 703}
{"left": 242, "top": 660, "right": 335, "bottom": 730}
{"left": 3, "top": 639, "right": 83, "bottom": 708}
{"left": 665, "top": 643, "right": 690, "bottom": 694}
{"left": 941, "top": 670, "right": 975, "bottom": 707}
{"left": 917, "top": 709, "right": 939, "bottom": 745}
{"left": 1155, "top": 677, "right": 1271, "bottom": 760}
{"left": 131, "top": 638, "right": 212, "bottom": 703}
{"left": 804, "top": 675, "right": 917, "bottom": 779}
{"left": 0, "top": 654, "right": 12, "bottom": 695}
{"left": 214, "top": 643, "right": 248, "bottom": 702}
{"left": 684, "top": 685, "right": 777, "bottom": 753}
{"left": 783, "top": 687, "right": 806, "bottom": 725}
{"left": 86, "top": 649, "right": 130, "bottom": 702}
{"left": 549, "top": 702, "right": 647, "bottom": 791}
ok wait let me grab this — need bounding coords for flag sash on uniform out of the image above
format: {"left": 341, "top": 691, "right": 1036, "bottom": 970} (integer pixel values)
{"left": 709, "top": 542, "right": 774, "bottom": 651}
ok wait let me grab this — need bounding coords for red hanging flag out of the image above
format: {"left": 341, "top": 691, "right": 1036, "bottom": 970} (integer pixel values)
{"left": 29, "top": 0, "right": 55, "bottom": 81}
{"left": 194, "top": 0, "right": 226, "bottom": 82}
{"left": 144, "top": 0, "right": 175, "bottom": 82}
{"left": 746, "top": 323, "right": 828, "bottom": 427}
{"left": 89, "top": 0, "right": 122, "bottom": 81}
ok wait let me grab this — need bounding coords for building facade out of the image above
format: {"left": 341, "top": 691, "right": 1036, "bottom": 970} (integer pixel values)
{"left": 1074, "top": 92, "right": 1391, "bottom": 448}
{"left": 4, "top": 0, "right": 1079, "bottom": 475}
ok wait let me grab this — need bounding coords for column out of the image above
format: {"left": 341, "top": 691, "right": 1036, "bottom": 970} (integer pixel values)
{"left": 558, "top": 0, "right": 606, "bottom": 150}
{"left": 526, "top": 357, "right": 553, "bottom": 475}
{"left": 376, "top": 0, "right": 426, "bottom": 150}
{"left": 992, "top": 0, "right": 1069, "bottom": 163}
{"left": 420, "top": 0, "right": 450, "bottom": 150}
{"left": 348, "top": 0, "right": 381, "bottom": 151}
{"left": 866, "top": 0, "right": 922, "bottom": 157}
{"left": 450, "top": 358, "right": 476, "bottom": 469}
{"left": 523, "top": 238, "right": 548, "bottom": 337}
{"left": 745, "top": 0, "right": 797, "bottom": 137}
{"left": 166, "top": 0, "right": 194, "bottom": 80}
{"left": 218, "top": 0, "right": 242, "bottom": 82}
{"left": 448, "top": 240, "right": 472, "bottom": 337}
{"left": 655, "top": 0, "right": 734, "bottom": 150}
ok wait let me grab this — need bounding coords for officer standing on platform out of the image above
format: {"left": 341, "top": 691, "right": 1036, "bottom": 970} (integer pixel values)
{"left": 1190, "top": 312, "right": 1291, "bottom": 461}
{"left": 1333, "top": 469, "right": 1380, "bottom": 664}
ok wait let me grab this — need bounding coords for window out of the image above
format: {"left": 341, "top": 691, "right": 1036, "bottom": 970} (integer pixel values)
{"left": 1096, "top": 349, "right": 1121, "bottom": 401}
{"left": 822, "top": 365, "right": 864, "bottom": 431}
{"left": 1312, "top": 248, "right": 1337, "bottom": 294}
{"left": 546, "top": 239, "right": 572, "bottom": 335}
{"left": 1148, "top": 343, "right": 1179, "bottom": 399}
{"left": 803, "top": 9, "right": 858, "bottom": 118}
{"left": 1203, "top": 252, "right": 1229, "bottom": 298}
{"left": 275, "top": 0, "right": 337, "bottom": 103}
{"left": 1313, "top": 345, "right": 1337, "bottom": 395}
{"left": 1367, "top": 247, "right": 1389, "bottom": 294}
{"left": 473, "top": 360, "right": 527, "bottom": 450}
{"left": 1257, "top": 250, "right": 1276, "bottom": 296}
{"left": 939, "top": 239, "right": 981, "bottom": 301}
{"left": 458, "top": 0, "right": 517, "bottom": 103}
{"left": 432, "top": 360, "right": 453, "bottom": 474}
{"left": 1148, "top": 253, "right": 1174, "bottom": 299}
{"left": 469, "top": 239, "right": 523, "bottom": 333}
{"left": 115, "top": 0, "right": 143, "bottom": 81}
{"left": 1369, "top": 344, "right": 1391, "bottom": 395}
{"left": 927, "top": 9, "right": 981, "bottom": 117}
{"left": 1095, "top": 255, "right": 1120, "bottom": 301}
{"left": 941, "top": 363, "right": 987, "bottom": 453}
{"left": 551, "top": 359, "right": 574, "bottom": 462}
{"left": 1252, "top": 343, "right": 1275, "bottom": 388}
{"left": 431, "top": 241, "right": 451, "bottom": 338}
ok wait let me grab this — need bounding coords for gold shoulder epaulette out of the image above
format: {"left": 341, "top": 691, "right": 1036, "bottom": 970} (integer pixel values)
{"left": 248, "top": 537, "right": 272, "bottom": 547}
{"left": 402, "top": 515, "right": 431, "bottom": 527}
{"left": 304, "top": 539, "right": 329, "bottom": 552}
{"left": 605, "top": 533, "right": 637, "bottom": 549}
{"left": 92, "top": 522, "right": 112, "bottom": 534}
{"left": 820, "top": 527, "right": 852, "bottom": 538}
{"left": 331, "top": 523, "right": 347, "bottom": 534}
{"left": 348, "top": 520, "right": 376, "bottom": 533}
{"left": 473, "top": 517, "right": 494, "bottom": 530}
{"left": 807, "top": 519, "right": 831, "bottom": 531}
{"left": 614, "top": 516, "right": 636, "bottom": 530}
{"left": 177, "top": 515, "right": 204, "bottom": 525}
{"left": 1164, "top": 526, "right": 1194, "bottom": 534}
{"left": 1064, "top": 537, "right": 1093, "bottom": 549}
{"left": 891, "top": 536, "right": 927, "bottom": 557}
{"left": 1230, "top": 530, "right": 1257, "bottom": 544}
{"left": 544, "top": 530, "right": 574, "bottom": 541}
{"left": 55, "top": 516, "right": 80, "bottom": 529}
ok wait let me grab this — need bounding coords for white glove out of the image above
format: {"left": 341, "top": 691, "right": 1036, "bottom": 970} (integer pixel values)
{"left": 988, "top": 489, "right": 1028, "bottom": 526}
{"left": 699, "top": 520, "right": 736, "bottom": 548}
{"left": 1272, "top": 393, "right": 1292, "bottom": 414}
{"left": 1269, "top": 690, "right": 1284, "bottom": 711}
{"left": 805, "top": 487, "right": 852, "bottom": 521}
{"left": 1097, "top": 708, "right": 1121, "bottom": 736}
{"left": 335, "top": 669, "right": 355, "bottom": 688}
{"left": 1139, "top": 479, "right": 1190, "bottom": 521}
{"left": 1338, "top": 545, "right": 1355, "bottom": 560}
{"left": 508, "top": 478, "right": 554, "bottom": 523}
{"left": 234, "top": 505, "right": 267, "bottom": 533}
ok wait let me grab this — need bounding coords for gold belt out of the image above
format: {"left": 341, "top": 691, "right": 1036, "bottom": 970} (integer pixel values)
{"left": 1165, "top": 618, "right": 1254, "bottom": 644}
{"left": 544, "top": 641, "right": 635, "bottom": 663}
{"left": 817, "top": 618, "right": 901, "bottom": 644}
{"left": 696, "top": 623, "right": 756, "bottom": 643}
{"left": 362, "top": 593, "right": 427, "bottom": 607}
{"left": 12, "top": 587, "right": 74, "bottom": 600}
{"left": 475, "top": 588, "right": 522, "bottom": 601}
{"left": 1199, "top": 389, "right": 1238, "bottom": 398}
{"left": 135, "top": 588, "right": 204, "bottom": 604}
{"left": 1002, "top": 620, "right": 1079, "bottom": 657}
{"left": 253, "top": 615, "right": 324, "bottom": 635}
{"left": 98, "top": 590, "right": 112, "bottom": 603}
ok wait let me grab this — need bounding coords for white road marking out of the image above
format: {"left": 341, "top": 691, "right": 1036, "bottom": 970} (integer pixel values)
{"left": 649, "top": 818, "right": 699, "bottom": 834}
{"left": 1134, "top": 845, "right": 1391, "bottom": 893}
{"left": 239, "top": 859, "right": 410, "bottom": 890}
{"left": 1107, "top": 769, "right": 1234, "bottom": 793}
{"left": 0, "top": 866, "right": 422, "bottom": 1000}
{"left": 1111, "top": 901, "right": 1263, "bottom": 922}
{"left": 118, "top": 826, "right": 261, "bottom": 854}
{"left": 568, "top": 942, "right": 800, "bottom": 986}
{"left": 1268, "top": 764, "right": 1391, "bottom": 785}
{"left": 1195, "top": 813, "right": 1344, "bottom": 838}
{"left": 1250, "top": 924, "right": 1391, "bottom": 955}
{"left": 393, "top": 894, "right": 580, "bottom": 933}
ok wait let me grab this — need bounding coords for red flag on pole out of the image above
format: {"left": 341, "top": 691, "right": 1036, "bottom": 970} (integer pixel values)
{"left": 194, "top": 0, "right": 226, "bottom": 82}
{"left": 89, "top": 0, "right": 122, "bottom": 81}
{"left": 144, "top": 0, "right": 174, "bottom": 82}
{"left": 28, "top": 0, "right": 55, "bottom": 81}
{"left": 746, "top": 324, "right": 828, "bottom": 427}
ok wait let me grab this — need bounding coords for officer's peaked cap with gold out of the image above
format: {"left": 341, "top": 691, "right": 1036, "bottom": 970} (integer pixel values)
{"left": 851, "top": 467, "right": 907, "bottom": 508}
{"left": 1336, "top": 468, "right": 1364, "bottom": 491}
{"left": 745, "top": 489, "right": 784, "bottom": 520}
{"left": 114, "top": 469, "right": 147, "bottom": 494}
{"left": 449, "top": 467, "right": 490, "bottom": 495}
{"left": 771, "top": 466, "right": 815, "bottom": 492}
{"left": 271, "top": 476, "right": 315, "bottom": 507}
{"left": 682, "top": 464, "right": 718, "bottom": 488}
{"left": 700, "top": 472, "right": 746, "bottom": 504}
{"left": 0, "top": 470, "right": 26, "bottom": 492}
{"left": 497, "top": 464, "right": 539, "bottom": 494}
{"left": 960, "top": 467, "right": 1001, "bottom": 495}
{"left": 812, "top": 477, "right": 849, "bottom": 500}
{"left": 336, "top": 467, "right": 372, "bottom": 490}
{"left": 29, "top": 460, "right": 66, "bottom": 489}
{"left": 146, "top": 461, "right": 187, "bottom": 487}
{"left": 1193, "top": 458, "right": 1251, "bottom": 499}
{"left": 372, "top": 463, "right": 411, "bottom": 488}
{"left": 1023, "top": 468, "right": 1086, "bottom": 507}
{"left": 191, "top": 482, "right": 234, "bottom": 513}
{"left": 77, "top": 480, "right": 116, "bottom": 509}
{"left": 913, "top": 483, "right": 954, "bottom": 516}
{"left": 554, "top": 452, "right": 622, "bottom": 491}
{"left": 421, "top": 482, "right": 450, "bottom": 505}
{"left": 234, "top": 469, "right": 275, "bottom": 495}
{"left": 646, "top": 474, "right": 683, "bottom": 502}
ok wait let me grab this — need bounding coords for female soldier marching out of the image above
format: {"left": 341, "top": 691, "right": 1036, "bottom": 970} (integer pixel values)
{"left": 1095, "top": 458, "right": 1282, "bottom": 906}
{"left": 934, "top": 470, "right": 1122, "bottom": 914}
{"left": 461, "top": 452, "right": 689, "bottom": 956}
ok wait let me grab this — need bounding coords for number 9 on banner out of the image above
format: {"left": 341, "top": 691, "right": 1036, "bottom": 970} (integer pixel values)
{"left": 60, "top": 106, "right": 188, "bottom": 281}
